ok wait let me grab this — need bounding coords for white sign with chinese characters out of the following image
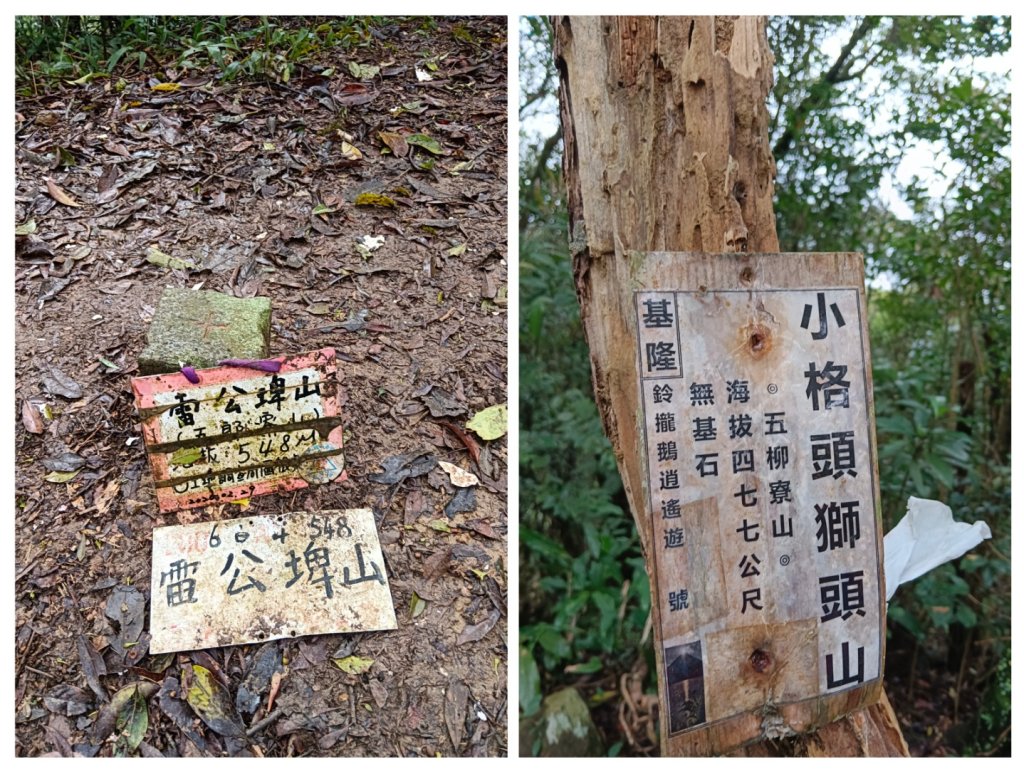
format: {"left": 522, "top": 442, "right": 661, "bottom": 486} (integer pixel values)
{"left": 636, "top": 276, "right": 883, "bottom": 736}
{"left": 150, "top": 508, "right": 397, "bottom": 653}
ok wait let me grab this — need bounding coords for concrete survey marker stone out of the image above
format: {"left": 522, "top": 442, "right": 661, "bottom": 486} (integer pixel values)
{"left": 132, "top": 348, "right": 344, "bottom": 512}
{"left": 138, "top": 287, "right": 271, "bottom": 375}
{"left": 150, "top": 508, "right": 396, "bottom": 653}
{"left": 631, "top": 252, "right": 885, "bottom": 752}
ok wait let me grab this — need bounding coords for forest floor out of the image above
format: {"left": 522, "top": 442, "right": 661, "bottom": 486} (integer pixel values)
{"left": 14, "top": 17, "right": 508, "bottom": 757}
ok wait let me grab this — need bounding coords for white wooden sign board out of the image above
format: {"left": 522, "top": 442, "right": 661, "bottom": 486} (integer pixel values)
{"left": 150, "top": 508, "right": 396, "bottom": 653}
{"left": 631, "top": 253, "right": 885, "bottom": 749}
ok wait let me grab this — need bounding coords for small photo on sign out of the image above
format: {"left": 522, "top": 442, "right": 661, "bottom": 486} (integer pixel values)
{"left": 131, "top": 348, "right": 344, "bottom": 512}
{"left": 150, "top": 508, "right": 397, "bottom": 653}
{"left": 665, "top": 641, "right": 707, "bottom": 734}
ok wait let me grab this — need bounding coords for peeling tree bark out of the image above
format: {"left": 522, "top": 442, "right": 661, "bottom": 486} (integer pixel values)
{"left": 555, "top": 15, "right": 909, "bottom": 757}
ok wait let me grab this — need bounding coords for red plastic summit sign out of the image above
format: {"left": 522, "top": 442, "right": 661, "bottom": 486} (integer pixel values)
{"left": 132, "top": 348, "right": 345, "bottom": 512}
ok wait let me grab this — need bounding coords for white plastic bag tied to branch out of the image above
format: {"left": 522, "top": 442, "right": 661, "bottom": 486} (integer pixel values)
{"left": 883, "top": 496, "right": 991, "bottom": 601}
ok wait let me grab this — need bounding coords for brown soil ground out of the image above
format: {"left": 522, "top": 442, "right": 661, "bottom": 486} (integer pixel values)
{"left": 14, "top": 16, "right": 507, "bottom": 757}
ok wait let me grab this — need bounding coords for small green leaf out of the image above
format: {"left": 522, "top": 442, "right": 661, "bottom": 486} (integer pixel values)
{"left": 348, "top": 61, "right": 380, "bottom": 79}
{"left": 465, "top": 403, "right": 508, "bottom": 440}
{"left": 67, "top": 72, "right": 104, "bottom": 86}
{"left": 186, "top": 664, "right": 245, "bottom": 738}
{"left": 98, "top": 356, "right": 121, "bottom": 371}
{"left": 354, "top": 192, "right": 396, "bottom": 208}
{"left": 113, "top": 686, "right": 148, "bottom": 756}
{"left": 429, "top": 520, "right": 451, "bottom": 533}
{"left": 534, "top": 624, "right": 571, "bottom": 659}
{"left": 406, "top": 133, "right": 443, "bottom": 155}
{"left": 518, "top": 646, "right": 542, "bottom": 717}
{"left": 410, "top": 591, "right": 427, "bottom": 618}
{"left": 333, "top": 655, "right": 374, "bottom": 675}
{"left": 446, "top": 243, "right": 467, "bottom": 257}
{"left": 170, "top": 447, "right": 203, "bottom": 466}
{"left": 45, "top": 469, "right": 81, "bottom": 483}
{"left": 146, "top": 246, "right": 195, "bottom": 271}
{"left": 312, "top": 203, "right": 337, "bottom": 216}
{"left": 565, "top": 657, "right": 603, "bottom": 675}
{"left": 15, "top": 219, "right": 37, "bottom": 236}
{"left": 591, "top": 690, "right": 618, "bottom": 707}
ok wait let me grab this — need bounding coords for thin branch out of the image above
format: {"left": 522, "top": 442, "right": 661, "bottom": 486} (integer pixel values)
{"left": 246, "top": 708, "right": 285, "bottom": 737}
{"left": 824, "top": 16, "right": 880, "bottom": 83}
{"left": 529, "top": 127, "right": 562, "bottom": 186}
{"left": 843, "top": 44, "right": 887, "bottom": 82}
{"left": 520, "top": 68, "right": 554, "bottom": 117}
{"left": 773, "top": 17, "right": 881, "bottom": 161}
{"left": 519, "top": 126, "right": 563, "bottom": 231}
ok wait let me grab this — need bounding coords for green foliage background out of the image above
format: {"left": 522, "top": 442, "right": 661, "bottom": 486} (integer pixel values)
{"left": 14, "top": 16, "right": 420, "bottom": 89}
{"left": 519, "top": 16, "right": 1010, "bottom": 756}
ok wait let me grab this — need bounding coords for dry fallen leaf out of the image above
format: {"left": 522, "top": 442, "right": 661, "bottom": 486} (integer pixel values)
{"left": 422, "top": 547, "right": 451, "bottom": 579}
{"left": 456, "top": 609, "right": 500, "bottom": 645}
{"left": 368, "top": 678, "right": 389, "bottom": 709}
{"left": 444, "top": 681, "right": 470, "bottom": 750}
{"left": 378, "top": 131, "right": 409, "bottom": 157}
{"left": 438, "top": 460, "right": 479, "bottom": 488}
{"left": 340, "top": 141, "right": 363, "bottom": 160}
{"left": 21, "top": 399, "right": 45, "bottom": 434}
{"left": 94, "top": 479, "right": 122, "bottom": 517}
{"left": 266, "top": 670, "right": 284, "bottom": 713}
{"left": 45, "top": 177, "right": 82, "bottom": 208}
{"left": 45, "top": 469, "right": 81, "bottom": 484}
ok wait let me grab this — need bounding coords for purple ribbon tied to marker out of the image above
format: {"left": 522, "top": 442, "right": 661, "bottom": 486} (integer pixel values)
{"left": 218, "top": 358, "right": 283, "bottom": 373}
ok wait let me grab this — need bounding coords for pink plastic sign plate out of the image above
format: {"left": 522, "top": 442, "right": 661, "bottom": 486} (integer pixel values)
{"left": 132, "top": 348, "right": 345, "bottom": 512}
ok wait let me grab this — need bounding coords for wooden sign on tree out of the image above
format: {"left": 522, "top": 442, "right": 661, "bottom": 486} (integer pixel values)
{"left": 555, "top": 15, "right": 908, "bottom": 756}
{"left": 633, "top": 251, "right": 885, "bottom": 751}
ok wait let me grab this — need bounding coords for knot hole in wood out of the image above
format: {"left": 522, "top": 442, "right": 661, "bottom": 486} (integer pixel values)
{"left": 749, "top": 648, "right": 772, "bottom": 674}
{"left": 741, "top": 322, "right": 772, "bottom": 358}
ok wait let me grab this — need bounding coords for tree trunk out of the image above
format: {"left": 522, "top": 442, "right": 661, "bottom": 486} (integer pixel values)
{"left": 555, "top": 15, "right": 909, "bottom": 757}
